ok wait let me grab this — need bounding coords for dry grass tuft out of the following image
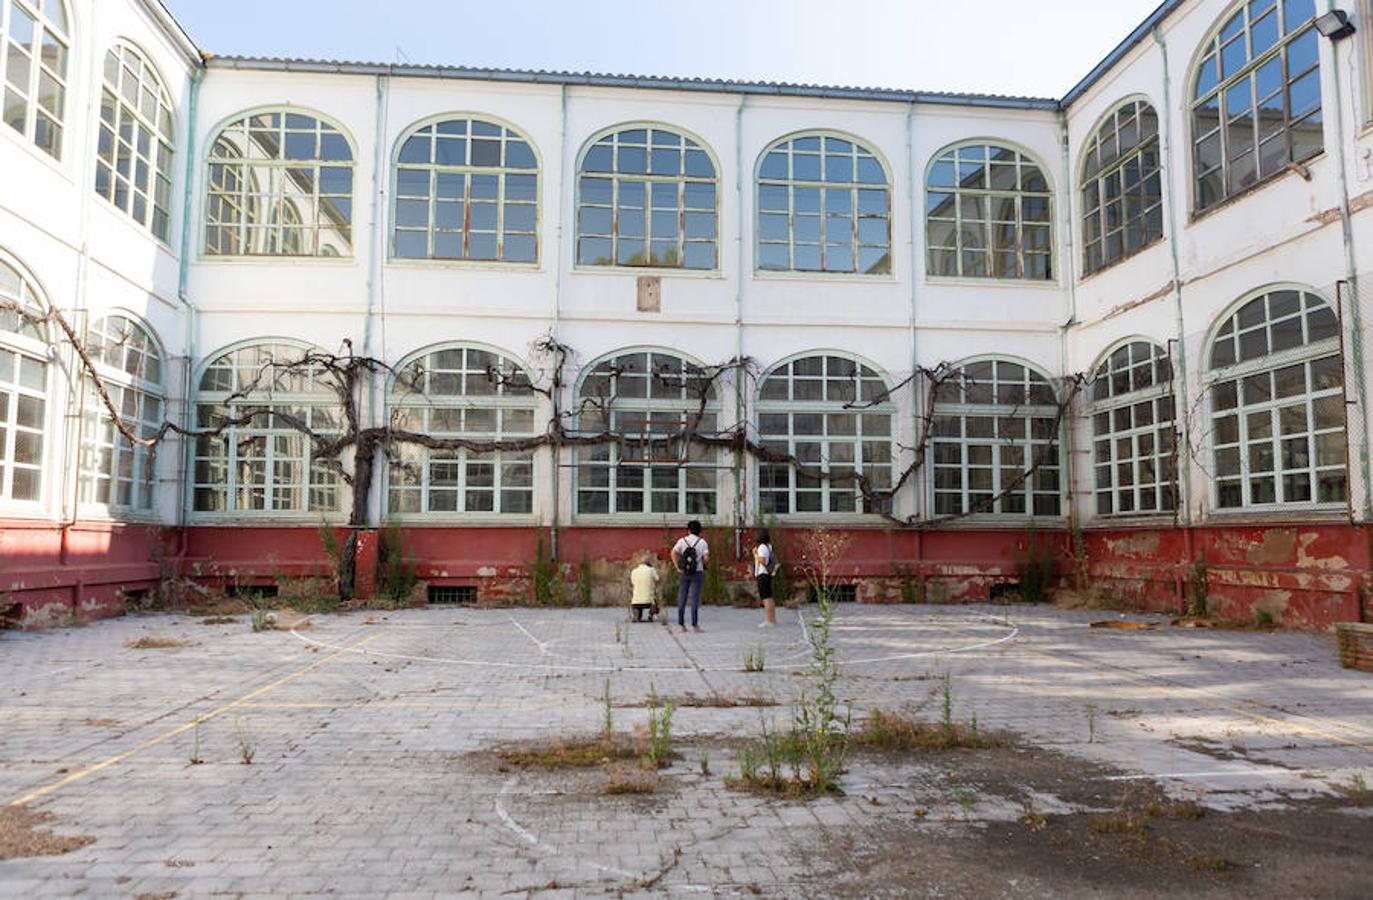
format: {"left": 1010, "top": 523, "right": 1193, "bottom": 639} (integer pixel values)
{"left": 0, "top": 805, "right": 95, "bottom": 860}
{"left": 125, "top": 634, "right": 192, "bottom": 650}
{"left": 853, "top": 709, "right": 1000, "bottom": 752}
{"left": 621, "top": 691, "right": 778, "bottom": 709}
{"left": 1186, "top": 852, "right": 1231, "bottom": 872}
{"left": 1143, "top": 800, "right": 1206, "bottom": 820}
{"left": 496, "top": 735, "right": 641, "bottom": 769}
{"left": 198, "top": 616, "right": 237, "bottom": 625}
{"left": 603, "top": 763, "right": 659, "bottom": 795}
{"left": 1090, "top": 812, "right": 1147, "bottom": 835}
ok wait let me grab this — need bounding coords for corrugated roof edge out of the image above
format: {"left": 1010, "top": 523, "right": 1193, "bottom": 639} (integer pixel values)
{"left": 203, "top": 56, "right": 1061, "bottom": 111}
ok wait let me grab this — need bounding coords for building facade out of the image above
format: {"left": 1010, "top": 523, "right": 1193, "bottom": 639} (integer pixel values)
{"left": 3, "top": 0, "right": 1373, "bottom": 626}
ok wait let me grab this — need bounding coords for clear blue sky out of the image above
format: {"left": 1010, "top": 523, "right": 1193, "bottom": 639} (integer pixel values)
{"left": 162, "top": 0, "right": 1167, "bottom": 98}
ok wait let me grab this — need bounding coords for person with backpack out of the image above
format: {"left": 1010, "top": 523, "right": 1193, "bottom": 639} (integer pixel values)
{"left": 753, "top": 529, "right": 778, "bottom": 627}
{"left": 671, "top": 520, "right": 709, "bottom": 633}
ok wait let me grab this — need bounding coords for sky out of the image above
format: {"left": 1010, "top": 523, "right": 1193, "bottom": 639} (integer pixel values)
{"left": 161, "top": 0, "right": 1167, "bottom": 99}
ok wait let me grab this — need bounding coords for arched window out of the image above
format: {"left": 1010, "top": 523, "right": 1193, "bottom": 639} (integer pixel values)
{"left": 575, "top": 126, "right": 718, "bottom": 270}
{"left": 756, "top": 133, "right": 891, "bottom": 275}
{"left": 575, "top": 350, "right": 719, "bottom": 515}
{"left": 757, "top": 354, "right": 893, "bottom": 515}
{"left": 926, "top": 142, "right": 1052, "bottom": 280}
{"left": 95, "top": 43, "right": 175, "bottom": 241}
{"left": 79, "top": 315, "right": 163, "bottom": 511}
{"left": 0, "top": 255, "right": 48, "bottom": 503}
{"left": 1088, "top": 340, "right": 1176, "bottom": 515}
{"left": 1191, "top": 0, "right": 1321, "bottom": 212}
{"left": 0, "top": 0, "right": 69, "bottom": 158}
{"left": 1208, "top": 287, "right": 1344, "bottom": 509}
{"left": 194, "top": 343, "right": 342, "bottom": 515}
{"left": 388, "top": 345, "right": 537, "bottom": 515}
{"left": 931, "top": 359, "right": 1062, "bottom": 517}
{"left": 204, "top": 110, "right": 355, "bottom": 257}
{"left": 392, "top": 116, "right": 538, "bottom": 263}
{"left": 1082, "top": 101, "right": 1163, "bottom": 274}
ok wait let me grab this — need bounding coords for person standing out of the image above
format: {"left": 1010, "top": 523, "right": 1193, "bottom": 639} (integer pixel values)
{"left": 753, "top": 529, "right": 777, "bottom": 627}
{"left": 671, "top": 520, "right": 709, "bottom": 633}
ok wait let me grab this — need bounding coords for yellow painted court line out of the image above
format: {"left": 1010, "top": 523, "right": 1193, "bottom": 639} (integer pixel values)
{"left": 6, "top": 633, "right": 380, "bottom": 808}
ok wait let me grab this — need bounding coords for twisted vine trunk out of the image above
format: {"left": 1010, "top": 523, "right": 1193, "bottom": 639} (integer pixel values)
{"left": 338, "top": 431, "right": 381, "bottom": 601}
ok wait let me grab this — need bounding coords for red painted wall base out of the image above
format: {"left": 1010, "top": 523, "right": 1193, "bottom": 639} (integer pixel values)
{"left": 3, "top": 519, "right": 1369, "bottom": 630}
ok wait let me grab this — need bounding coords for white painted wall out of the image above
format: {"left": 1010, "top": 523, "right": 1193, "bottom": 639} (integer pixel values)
{"left": 2, "top": 0, "right": 1371, "bottom": 532}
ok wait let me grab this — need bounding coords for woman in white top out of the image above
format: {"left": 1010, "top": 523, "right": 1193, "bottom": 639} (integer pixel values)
{"left": 753, "top": 529, "right": 777, "bottom": 626}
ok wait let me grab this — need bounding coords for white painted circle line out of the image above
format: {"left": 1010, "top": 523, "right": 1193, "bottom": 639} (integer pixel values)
{"left": 288, "top": 615, "right": 1020, "bottom": 673}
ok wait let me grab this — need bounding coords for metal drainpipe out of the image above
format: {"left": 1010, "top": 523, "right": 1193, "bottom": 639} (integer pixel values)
{"left": 1324, "top": 0, "right": 1372, "bottom": 522}
{"left": 906, "top": 101, "right": 922, "bottom": 524}
{"left": 733, "top": 94, "right": 746, "bottom": 558}
{"left": 549, "top": 85, "right": 568, "bottom": 561}
{"left": 175, "top": 66, "right": 203, "bottom": 537}
{"left": 363, "top": 73, "right": 388, "bottom": 529}
{"left": 1151, "top": 26, "right": 1193, "bottom": 528}
{"left": 1055, "top": 110, "right": 1079, "bottom": 534}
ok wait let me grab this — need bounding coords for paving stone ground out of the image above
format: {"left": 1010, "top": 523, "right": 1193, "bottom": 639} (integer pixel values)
{"left": 2, "top": 602, "right": 1372, "bottom": 897}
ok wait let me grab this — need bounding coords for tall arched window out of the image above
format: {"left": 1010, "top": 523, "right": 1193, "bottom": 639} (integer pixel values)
{"left": 79, "top": 315, "right": 163, "bottom": 512}
{"left": 1191, "top": 0, "right": 1321, "bottom": 212}
{"left": 0, "top": 0, "right": 69, "bottom": 158}
{"left": 392, "top": 116, "right": 538, "bottom": 263}
{"left": 204, "top": 110, "right": 355, "bottom": 257}
{"left": 926, "top": 142, "right": 1052, "bottom": 280}
{"left": 575, "top": 126, "right": 718, "bottom": 270}
{"left": 0, "top": 255, "right": 48, "bottom": 503}
{"left": 1081, "top": 100, "right": 1163, "bottom": 274}
{"left": 1208, "top": 287, "right": 1344, "bottom": 509}
{"left": 194, "top": 343, "right": 342, "bottom": 515}
{"left": 575, "top": 350, "right": 719, "bottom": 515}
{"left": 388, "top": 345, "right": 537, "bottom": 515}
{"left": 95, "top": 43, "right": 175, "bottom": 241}
{"left": 1088, "top": 340, "right": 1176, "bottom": 515}
{"left": 756, "top": 133, "right": 891, "bottom": 275}
{"left": 931, "top": 359, "right": 1062, "bottom": 517}
{"left": 757, "top": 354, "right": 893, "bottom": 515}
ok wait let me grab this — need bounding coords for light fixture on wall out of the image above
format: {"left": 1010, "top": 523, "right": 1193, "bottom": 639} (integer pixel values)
{"left": 1314, "top": 9, "right": 1357, "bottom": 41}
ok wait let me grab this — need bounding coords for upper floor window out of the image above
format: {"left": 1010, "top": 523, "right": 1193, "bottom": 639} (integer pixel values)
{"left": 926, "top": 143, "right": 1052, "bottom": 280}
{"left": 931, "top": 358, "right": 1062, "bottom": 517}
{"left": 388, "top": 345, "right": 537, "bottom": 516}
{"left": 1088, "top": 340, "right": 1176, "bottom": 516}
{"left": 96, "top": 43, "right": 175, "bottom": 241}
{"left": 1082, "top": 100, "right": 1163, "bottom": 275}
{"left": 204, "top": 110, "right": 354, "bottom": 257}
{"left": 392, "top": 117, "right": 538, "bottom": 264}
{"left": 1208, "top": 287, "right": 1344, "bottom": 509}
{"left": 1191, "top": 0, "right": 1321, "bottom": 213}
{"left": 79, "top": 314, "right": 163, "bottom": 512}
{"left": 757, "top": 354, "right": 893, "bottom": 515}
{"left": 576, "top": 126, "right": 718, "bottom": 270}
{"left": 575, "top": 350, "right": 719, "bottom": 515}
{"left": 756, "top": 133, "right": 891, "bottom": 275}
{"left": 194, "top": 342, "right": 342, "bottom": 515}
{"left": 0, "top": 254, "right": 48, "bottom": 503}
{"left": 1, "top": 0, "right": 69, "bottom": 158}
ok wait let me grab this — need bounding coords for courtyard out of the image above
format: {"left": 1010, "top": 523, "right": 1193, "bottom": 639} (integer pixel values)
{"left": 2, "top": 602, "right": 1371, "bottom": 897}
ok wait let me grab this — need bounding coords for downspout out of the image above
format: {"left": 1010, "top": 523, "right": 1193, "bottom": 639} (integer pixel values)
{"left": 174, "top": 65, "right": 204, "bottom": 558}
{"left": 906, "top": 102, "right": 922, "bottom": 525}
{"left": 733, "top": 94, "right": 746, "bottom": 559}
{"left": 1151, "top": 26, "right": 1194, "bottom": 612}
{"left": 549, "top": 84, "right": 568, "bottom": 561}
{"left": 1323, "top": 0, "right": 1372, "bottom": 522}
{"left": 1055, "top": 110, "right": 1079, "bottom": 540}
{"left": 363, "top": 73, "right": 388, "bottom": 529}
{"left": 1151, "top": 26, "right": 1193, "bottom": 528}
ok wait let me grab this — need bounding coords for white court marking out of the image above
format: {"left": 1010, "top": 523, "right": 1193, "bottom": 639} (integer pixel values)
{"left": 289, "top": 610, "right": 1021, "bottom": 673}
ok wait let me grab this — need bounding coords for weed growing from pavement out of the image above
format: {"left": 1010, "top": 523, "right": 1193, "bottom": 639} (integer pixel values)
{"left": 234, "top": 715, "right": 256, "bottom": 765}
{"left": 743, "top": 643, "right": 766, "bottom": 673}
{"left": 189, "top": 724, "right": 204, "bottom": 765}
{"left": 497, "top": 736, "right": 640, "bottom": 769}
{"left": 1347, "top": 772, "right": 1367, "bottom": 806}
{"left": 199, "top": 616, "right": 237, "bottom": 625}
{"left": 125, "top": 634, "right": 190, "bottom": 649}
{"left": 1087, "top": 702, "right": 1098, "bottom": 743}
{"left": 644, "top": 684, "right": 676, "bottom": 768}
{"left": 941, "top": 672, "right": 954, "bottom": 729}
{"left": 853, "top": 709, "right": 999, "bottom": 751}
{"left": 602, "top": 678, "right": 614, "bottom": 737}
{"left": 603, "top": 764, "right": 658, "bottom": 795}
{"left": 1091, "top": 812, "right": 1147, "bottom": 835}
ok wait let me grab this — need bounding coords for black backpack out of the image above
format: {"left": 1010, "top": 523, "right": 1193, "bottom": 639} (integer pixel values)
{"left": 680, "top": 536, "right": 699, "bottom": 573}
